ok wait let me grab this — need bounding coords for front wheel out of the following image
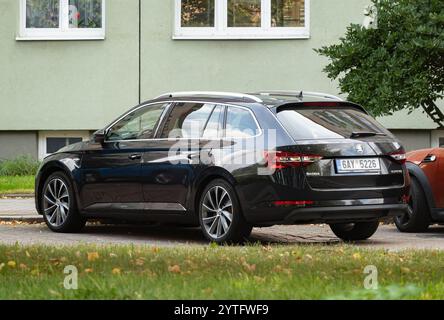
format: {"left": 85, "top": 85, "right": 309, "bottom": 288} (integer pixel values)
{"left": 198, "top": 179, "right": 252, "bottom": 244}
{"left": 329, "top": 221, "right": 379, "bottom": 241}
{"left": 41, "top": 172, "right": 86, "bottom": 233}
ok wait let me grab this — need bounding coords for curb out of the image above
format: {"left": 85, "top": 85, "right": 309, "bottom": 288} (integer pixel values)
{"left": 0, "top": 194, "right": 34, "bottom": 199}
{"left": 0, "top": 216, "right": 43, "bottom": 223}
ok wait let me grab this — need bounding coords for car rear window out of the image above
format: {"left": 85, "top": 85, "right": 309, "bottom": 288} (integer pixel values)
{"left": 276, "top": 106, "right": 391, "bottom": 140}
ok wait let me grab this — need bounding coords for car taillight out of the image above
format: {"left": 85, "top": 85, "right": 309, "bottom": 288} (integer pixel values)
{"left": 389, "top": 151, "right": 407, "bottom": 164}
{"left": 265, "top": 151, "right": 323, "bottom": 169}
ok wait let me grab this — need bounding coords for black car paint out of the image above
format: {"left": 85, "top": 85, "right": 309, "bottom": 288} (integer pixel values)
{"left": 35, "top": 97, "right": 409, "bottom": 226}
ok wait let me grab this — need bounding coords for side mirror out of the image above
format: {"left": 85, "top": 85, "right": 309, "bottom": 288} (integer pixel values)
{"left": 93, "top": 129, "right": 106, "bottom": 144}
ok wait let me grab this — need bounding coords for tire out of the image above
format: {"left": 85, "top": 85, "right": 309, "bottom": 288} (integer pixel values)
{"left": 40, "top": 172, "right": 86, "bottom": 233}
{"left": 394, "top": 176, "right": 431, "bottom": 232}
{"left": 329, "top": 221, "right": 379, "bottom": 241}
{"left": 198, "top": 179, "right": 252, "bottom": 244}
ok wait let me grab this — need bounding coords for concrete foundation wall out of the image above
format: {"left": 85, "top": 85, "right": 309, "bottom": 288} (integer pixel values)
{"left": 390, "top": 130, "right": 431, "bottom": 152}
{"left": 0, "top": 131, "right": 38, "bottom": 160}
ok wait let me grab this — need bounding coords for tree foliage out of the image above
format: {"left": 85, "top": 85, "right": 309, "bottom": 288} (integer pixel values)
{"left": 316, "top": 0, "right": 444, "bottom": 126}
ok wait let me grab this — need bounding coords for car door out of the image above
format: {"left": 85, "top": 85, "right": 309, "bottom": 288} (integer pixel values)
{"left": 80, "top": 102, "right": 169, "bottom": 212}
{"left": 141, "top": 102, "right": 222, "bottom": 211}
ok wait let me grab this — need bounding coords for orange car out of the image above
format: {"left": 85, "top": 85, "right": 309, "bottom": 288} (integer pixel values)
{"left": 395, "top": 148, "right": 444, "bottom": 232}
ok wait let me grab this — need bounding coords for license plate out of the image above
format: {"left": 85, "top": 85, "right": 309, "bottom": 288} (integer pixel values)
{"left": 336, "top": 158, "right": 381, "bottom": 173}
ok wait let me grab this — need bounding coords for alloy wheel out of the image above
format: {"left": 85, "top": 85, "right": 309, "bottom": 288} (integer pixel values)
{"left": 201, "top": 186, "right": 233, "bottom": 239}
{"left": 43, "top": 178, "right": 70, "bottom": 227}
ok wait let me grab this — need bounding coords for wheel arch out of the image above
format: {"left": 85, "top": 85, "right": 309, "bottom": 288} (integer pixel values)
{"left": 406, "top": 162, "right": 435, "bottom": 211}
{"left": 189, "top": 167, "right": 238, "bottom": 215}
{"left": 36, "top": 160, "right": 80, "bottom": 215}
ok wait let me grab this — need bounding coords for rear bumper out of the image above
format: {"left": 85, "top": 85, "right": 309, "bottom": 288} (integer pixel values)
{"left": 244, "top": 197, "right": 408, "bottom": 225}
{"left": 282, "top": 203, "right": 408, "bottom": 224}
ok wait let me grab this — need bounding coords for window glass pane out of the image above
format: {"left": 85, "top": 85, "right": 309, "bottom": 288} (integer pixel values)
{"left": 107, "top": 103, "right": 168, "bottom": 141}
{"left": 160, "top": 103, "right": 215, "bottom": 139}
{"left": 439, "top": 138, "right": 444, "bottom": 148}
{"left": 271, "top": 0, "right": 305, "bottom": 27}
{"left": 68, "top": 137, "right": 82, "bottom": 145}
{"left": 203, "top": 105, "right": 223, "bottom": 139}
{"left": 276, "top": 107, "right": 391, "bottom": 140}
{"left": 46, "top": 138, "right": 66, "bottom": 154}
{"left": 228, "top": 0, "right": 261, "bottom": 27}
{"left": 225, "top": 107, "right": 258, "bottom": 138}
{"left": 69, "top": 0, "right": 102, "bottom": 28}
{"left": 26, "top": 0, "right": 59, "bottom": 28}
{"left": 181, "top": 0, "right": 215, "bottom": 27}
{"left": 47, "top": 137, "right": 83, "bottom": 154}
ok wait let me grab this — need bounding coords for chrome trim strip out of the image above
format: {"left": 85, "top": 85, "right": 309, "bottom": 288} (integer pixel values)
{"left": 84, "top": 202, "right": 187, "bottom": 212}
{"left": 155, "top": 91, "right": 263, "bottom": 103}
{"left": 144, "top": 203, "right": 186, "bottom": 211}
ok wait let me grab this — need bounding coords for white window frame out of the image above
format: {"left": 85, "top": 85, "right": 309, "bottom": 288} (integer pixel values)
{"left": 18, "top": 0, "right": 105, "bottom": 40}
{"left": 38, "top": 131, "right": 91, "bottom": 160}
{"left": 431, "top": 130, "right": 444, "bottom": 148}
{"left": 174, "top": 0, "right": 310, "bottom": 40}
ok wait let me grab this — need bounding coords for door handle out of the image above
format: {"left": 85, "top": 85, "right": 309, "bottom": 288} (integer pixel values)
{"left": 129, "top": 154, "right": 142, "bottom": 160}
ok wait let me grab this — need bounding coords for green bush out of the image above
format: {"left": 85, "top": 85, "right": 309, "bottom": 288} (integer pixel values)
{"left": 0, "top": 155, "right": 41, "bottom": 176}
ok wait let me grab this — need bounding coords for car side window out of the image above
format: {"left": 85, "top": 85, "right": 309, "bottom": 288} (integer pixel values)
{"left": 106, "top": 103, "right": 168, "bottom": 141}
{"left": 160, "top": 103, "right": 215, "bottom": 139}
{"left": 225, "top": 107, "right": 258, "bottom": 138}
{"left": 202, "top": 105, "right": 224, "bottom": 139}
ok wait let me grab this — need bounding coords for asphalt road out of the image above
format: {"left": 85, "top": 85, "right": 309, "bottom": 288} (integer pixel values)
{"left": 1, "top": 222, "right": 444, "bottom": 250}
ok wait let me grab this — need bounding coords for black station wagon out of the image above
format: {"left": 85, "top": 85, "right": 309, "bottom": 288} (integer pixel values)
{"left": 35, "top": 91, "right": 410, "bottom": 243}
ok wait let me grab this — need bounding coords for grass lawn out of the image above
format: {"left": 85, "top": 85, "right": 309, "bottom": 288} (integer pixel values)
{"left": 0, "top": 244, "right": 443, "bottom": 299}
{"left": 0, "top": 176, "right": 34, "bottom": 194}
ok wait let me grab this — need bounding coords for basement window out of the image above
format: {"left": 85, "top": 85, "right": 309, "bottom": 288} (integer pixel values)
{"left": 174, "top": 0, "right": 310, "bottom": 39}
{"left": 18, "top": 0, "right": 105, "bottom": 40}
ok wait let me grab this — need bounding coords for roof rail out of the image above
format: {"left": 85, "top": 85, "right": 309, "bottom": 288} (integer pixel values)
{"left": 255, "top": 90, "right": 343, "bottom": 101}
{"left": 155, "top": 91, "right": 263, "bottom": 103}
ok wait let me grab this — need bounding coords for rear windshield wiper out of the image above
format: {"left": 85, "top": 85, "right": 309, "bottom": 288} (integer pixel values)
{"left": 350, "top": 131, "right": 386, "bottom": 138}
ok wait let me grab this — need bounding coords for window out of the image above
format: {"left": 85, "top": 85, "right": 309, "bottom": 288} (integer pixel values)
{"left": 46, "top": 137, "right": 82, "bottom": 153}
{"left": 160, "top": 103, "right": 216, "bottom": 139}
{"left": 19, "top": 0, "right": 105, "bottom": 40}
{"left": 107, "top": 103, "right": 168, "bottom": 142}
{"left": 38, "top": 131, "right": 90, "bottom": 159}
{"left": 276, "top": 107, "right": 391, "bottom": 140}
{"left": 174, "top": 0, "right": 309, "bottom": 39}
{"left": 203, "top": 105, "right": 224, "bottom": 138}
{"left": 225, "top": 107, "right": 259, "bottom": 138}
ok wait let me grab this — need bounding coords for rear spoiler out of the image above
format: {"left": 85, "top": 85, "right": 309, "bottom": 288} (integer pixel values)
{"left": 275, "top": 102, "right": 368, "bottom": 115}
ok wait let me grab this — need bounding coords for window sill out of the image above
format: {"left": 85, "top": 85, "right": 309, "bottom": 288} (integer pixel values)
{"left": 16, "top": 35, "right": 105, "bottom": 41}
{"left": 172, "top": 34, "right": 310, "bottom": 40}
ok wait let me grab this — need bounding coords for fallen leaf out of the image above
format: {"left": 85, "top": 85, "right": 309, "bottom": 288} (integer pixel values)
{"left": 168, "top": 265, "right": 181, "bottom": 273}
{"left": 352, "top": 253, "right": 361, "bottom": 260}
{"left": 84, "top": 268, "right": 94, "bottom": 273}
{"left": 243, "top": 263, "right": 256, "bottom": 272}
{"left": 401, "top": 267, "right": 411, "bottom": 274}
{"left": 135, "top": 258, "right": 145, "bottom": 266}
{"left": 112, "top": 268, "right": 121, "bottom": 275}
{"left": 87, "top": 252, "right": 99, "bottom": 262}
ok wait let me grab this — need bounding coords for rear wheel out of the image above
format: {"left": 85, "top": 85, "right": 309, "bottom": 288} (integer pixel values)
{"left": 198, "top": 179, "right": 252, "bottom": 244}
{"left": 394, "top": 176, "right": 431, "bottom": 232}
{"left": 329, "top": 221, "right": 379, "bottom": 241}
{"left": 41, "top": 172, "right": 86, "bottom": 233}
